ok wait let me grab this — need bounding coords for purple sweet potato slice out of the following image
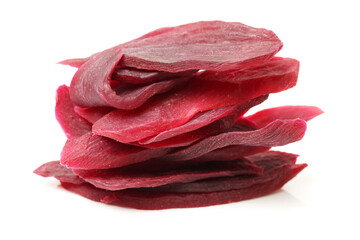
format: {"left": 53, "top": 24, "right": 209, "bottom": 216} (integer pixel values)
{"left": 60, "top": 163, "right": 306, "bottom": 210}
{"left": 163, "top": 119, "right": 306, "bottom": 161}
{"left": 55, "top": 85, "right": 92, "bottom": 139}
{"left": 58, "top": 58, "right": 88, "bottom": 68}
{"left": 112, "top": 67, "right": 197, "bottom": 84}
{"left": 34, "top": 161, "right": 85, "bottom": 185}
{"left": 132, "top": 116, "right": 235, "bottom": 149}
{"left": 244, "top": 106, "right": 324, "bottom": 128}
{"left": 138, "top": 95, "right": 268, "bottom": 145}
{"left": 119, "top": 21, "right": 283, "bottom": 72}
{"left": 73, "top": 159, "right": 262, "bottom": 191}
{"left": 196, "top": 57, "right": 297, "bottom": 84}
{"left": 60, "top": 132, "right": 168, "bottom": 170}
{"left": 69, "top": 46, "right": 189, "bottom": 110}
{"left": 93, "top": 60, "right": 299, "bottom": 143}
{"left": 140, "top": 151, "right": 299, "bottom": 193}
{"left": 74, "top": 106, "right": 115, "bottom": 124}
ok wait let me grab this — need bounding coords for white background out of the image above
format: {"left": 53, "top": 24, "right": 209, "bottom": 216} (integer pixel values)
{"left": 1, "top": 0, "right": 359, "bottom": 239}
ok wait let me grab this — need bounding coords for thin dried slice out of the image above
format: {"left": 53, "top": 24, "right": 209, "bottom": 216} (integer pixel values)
{"left": 60, "top": 132, "right": 168, "bottom": 170}
{"left": 245, "top": 105, "right": 324, "bottom": 128}
{"left": 73, "top": 159, "right": 262, "bottom": 191}
{"left": 58, "top": 58, "right": 88, "bottom": 68}
{"left": 133, "top": 116, "right": 235, "bottom": 149}
{"left": 55, "top": 85, "right": 92, "bottom": 139}
{"left": 139, "top": 95, "right": 268, "bottom": 145}
{"left": 69, "top": 46, "right": 189, "bottom": 110}
{"left": 139, "top": 151, "right": 299, "bottom": 193}
{"left": 112, "top": 67, "right": 197, "bottom": 84}
{"left": 34, "top": 161, "right": 85, "bottom": 185}
{"left": 196, "top": 57, "right": 297, "bottom": 84}
{"left": 74, "top": 106, "right": 115, "bottom": 124}
{"left": 93, "top": 60, "right": 299, "bottom": 143}
{"left": 60, "top": 163, "right": 306, "bottom": 210}
{"left": 119, "top": 21, "right": 283, "bottom": 72}
{"left": 163, "top": 119, "right": 306, "bottom": 161}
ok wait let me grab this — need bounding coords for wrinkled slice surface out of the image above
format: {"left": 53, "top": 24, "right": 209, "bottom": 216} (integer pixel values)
{"left": 133, "top": 116, "right": 235, "bottom": 149}
{"left": 60, "top": 133, "right": 168, "bottom": 170}
{"left": 60, "top": 163, "right": 306, "bottom": 210}
{"left": 34, "top": 161, "right": 84, "bottom": 184}
{"left": 93, "top": 59, "right": 298, "bottom": 143}
{"left": 112, "top": 67, "right": 197, "bottom": 84}
{"left": 245, "top": 105, "right": 324, "bottom": 128}
{"left": 163, "top": 119, "right": 306, "bottom": 161}
{"left": 69, "top": 46, "right": 187, "bottom": 110}
{"left": 140, "top": 151, "right": 299, "bottom": 193}
{"left": 73, "top": 159, "right": 262, "bottom": 191}
{"left": 139, "top": 95, "right": 268, "bottom": 145}
{"left": 55, "top": 85, "right": 92, "bottom": 139}
{"left": 120, "top": 21, "right": 283, "bottom": 72}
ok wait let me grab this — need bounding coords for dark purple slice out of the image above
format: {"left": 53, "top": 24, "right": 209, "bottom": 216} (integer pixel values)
{"left": 112, "top": 67, "right": 197, "bottom": 84}
{"left": 146, "top": 151, "right": 299, "bottom": 193}
{"left": 73, "top": 159, "right": 262, "bottom": 191}
{"left": 60, "top": 163, "right": 306, "bottom": 210}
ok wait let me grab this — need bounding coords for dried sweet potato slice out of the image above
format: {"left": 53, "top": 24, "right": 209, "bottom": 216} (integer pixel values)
{"left": 244, "top": 105, "right": 324, "bottom": 128}
{"left": 112, "top": 68, "right": 197, "bottom": 85}
{"left": 93, "top": 59, "right": 299, "bottom": 143}
{"left": 120, "top": 21, "right": 283, "bottom": 72}
{"left": 73, "top": 159, "right": 262, "bottom": 191}
{"left": 138, "top": 151, "right": 298, "bottom": 193}
{"left": 34, "top": 161, "right": 85, "bottom": 185}
{"left": 74, "top": 106, "right": 115, "bottom": 124}
{"left": 55, "top": 85, "right": 91, "bottom": 139}
{"left": 138, "top": 95, "right": 268, "bottom": 145}
{"left": 60, "top": 163, "right": 306, "bottom": 210}
{"left": 69, "top": 46, "right": 193, "bottom": 110}
{"left": 60, "top": 133, "right": 168, "bottom": 170}
{"left": 163, "top": 119, "right": 306, "bottom": 161}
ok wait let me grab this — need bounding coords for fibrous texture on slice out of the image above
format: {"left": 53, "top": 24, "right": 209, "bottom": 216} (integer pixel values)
{"left": 139, "top": 151, "right": 299, "bottom": 193}
{"left": 245, "top": 105, "right": 324, "bottom": 128}
{"left": 93, "top": 58, "right": 299, "bottom": 143}
{"left": 55, "top": 85, "right": 91, "bottom": 139}
{"left": 35, "top": 21, "right": 322, "bottom": 210}
{"left": 119, "top": 21, "right": 283, "bottom": 72}
{"left": 162, "top": 119, "right": 306, "bottom": 161}
{"left": 138, "top": 95, "right": 268, "bottom": 145}
{"left": 36, "top": 151, "right": 306, "bottom": 210}
{"left": 73, "top": 159, "right": 262, "bottom": 191}
{"left": 60, "top": 133, "right": 168, "bottom": 169}
{"left": 112, "top": 68, "right": 197, "bottom": 84}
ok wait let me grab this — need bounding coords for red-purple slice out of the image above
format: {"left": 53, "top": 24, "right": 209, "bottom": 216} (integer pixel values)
{"left": 120, "top": 21, "right": 283, "bottom": 72}
{"left": 60, "top": 133, "right": 168, "bottom": 170}
{"left": 73, "top": 159, "right": 262, "bottom": 191}
{"left": 245, "top": 105, "right": 324, "bottom": 128}
{"left": 163, "top": 119, "right": 306, "bottom": 161}
{"left": 55, "top": 85, "right": 91, "bottom": 139}
{"left": 60, "top": 162, "right": 306, "bottom": 210}
{"left": 93, "top": 59, "right": 299, "bottom": 143}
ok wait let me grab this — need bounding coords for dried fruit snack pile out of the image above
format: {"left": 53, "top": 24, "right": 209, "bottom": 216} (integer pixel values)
{"left": 34, "top": 21, "right": 322, "bottom": 210}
